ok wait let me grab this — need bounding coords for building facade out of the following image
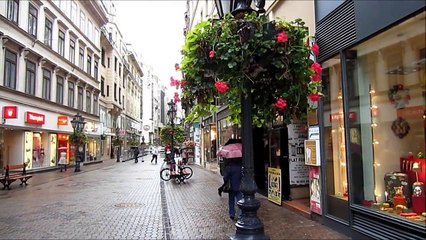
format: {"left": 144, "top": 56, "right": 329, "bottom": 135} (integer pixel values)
{"left": 0, "top": 0, "right": 107, "bottom": 171}
{"left": 314, "top": 0, "right": 425, "bottom": 238}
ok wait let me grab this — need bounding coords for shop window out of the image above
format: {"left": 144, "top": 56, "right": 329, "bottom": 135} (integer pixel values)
{"left": 347, "top": 12, "right": 425, "bottom": 226}
{"left": 322, "top": 56, "right": 349, "bottom": 221}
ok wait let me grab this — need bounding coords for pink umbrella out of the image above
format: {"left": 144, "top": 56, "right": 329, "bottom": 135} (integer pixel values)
{"left": 217, "top": 143, "right": 242, "bottom": 159}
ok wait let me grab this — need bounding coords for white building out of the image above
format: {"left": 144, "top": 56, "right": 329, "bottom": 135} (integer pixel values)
{"left": 0, "top": 0, "right": 108, "bottom": 170}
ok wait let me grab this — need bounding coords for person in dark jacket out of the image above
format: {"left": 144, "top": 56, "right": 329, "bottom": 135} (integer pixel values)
{"left": 133, "top": 147, "right": 140, "bottom": 163}
{"left": 222, "top": 158, "right": 242, "bottom": 220}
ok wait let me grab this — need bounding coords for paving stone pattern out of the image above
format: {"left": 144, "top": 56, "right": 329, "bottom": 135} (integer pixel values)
{"left": 0, "top": 155, "right": 349, "bottom": 239}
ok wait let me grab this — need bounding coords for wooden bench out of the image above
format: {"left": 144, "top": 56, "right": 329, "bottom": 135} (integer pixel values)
{"left": 0, "top": 163, "right": 32, "bottom": 190}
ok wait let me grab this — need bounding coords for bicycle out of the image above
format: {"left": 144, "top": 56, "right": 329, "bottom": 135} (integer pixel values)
{"left": 160, "top": 157, "right": 193, "bottom": 183}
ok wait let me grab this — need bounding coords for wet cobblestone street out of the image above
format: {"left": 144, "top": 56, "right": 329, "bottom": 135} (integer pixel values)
{"left": 0, "top": 155, "right": 349, "bottom": 239}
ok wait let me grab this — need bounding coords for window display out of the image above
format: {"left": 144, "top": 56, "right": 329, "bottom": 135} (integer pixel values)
{"left": 322, "top": 56, "right": 349, "bottom": 221}
{"left": 347, "top": 11, "right": 425, "bottom": 226}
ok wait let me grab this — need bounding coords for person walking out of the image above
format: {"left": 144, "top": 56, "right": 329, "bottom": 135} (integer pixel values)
{"left": 133, "top": 147, "right": 140, "bottom": 163}
{"left": 151, "top": 145, "right": 158, "bottom": 164}
{"left": 221, "top": 158, "right": 242, "bottom": 220}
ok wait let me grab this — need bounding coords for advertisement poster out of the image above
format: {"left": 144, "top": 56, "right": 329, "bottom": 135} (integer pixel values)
{"left": 305, "top": 139, "right": 320, "bottom": 166}
{"left": 309, "top": 166, "right": 322, "bottom": 215}
{"left": 268, "top": 167, "right": 282, "bottom": 205}
{"left": 288, "top": 124, "right": 309, "bottom": 186}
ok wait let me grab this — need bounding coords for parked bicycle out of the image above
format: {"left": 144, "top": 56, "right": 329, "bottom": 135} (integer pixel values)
{"left": 160, "top": 154, "right": 193, "bottom": 183}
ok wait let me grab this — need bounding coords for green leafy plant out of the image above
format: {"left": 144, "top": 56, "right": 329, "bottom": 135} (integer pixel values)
{"left": 113, "top": 137, "right": 123, "bottom": 147}
{"left": 180, "top": 12, "right": 322, "bottom": 126}
{"left": 127, "top": 138, "right": 140, "bottom": 146}
{"left": 68, "top": 131, "right": 88, "bottom": 145}
{"left": 160, "top": 125, "right": 185, "bottom": 146}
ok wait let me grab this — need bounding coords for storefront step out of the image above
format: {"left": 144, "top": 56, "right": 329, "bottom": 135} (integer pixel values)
{"left": 282, "top": 198, "right": 311, "bottom": 219}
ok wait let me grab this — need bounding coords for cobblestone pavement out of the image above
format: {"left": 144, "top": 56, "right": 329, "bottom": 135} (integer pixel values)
{"left": 0, "top": 155, "right": 349, "bottom": 239}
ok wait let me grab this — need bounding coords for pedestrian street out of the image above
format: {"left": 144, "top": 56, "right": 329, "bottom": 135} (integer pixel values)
{"left": 0, "top": 154, "right": 347, "bottom": 240}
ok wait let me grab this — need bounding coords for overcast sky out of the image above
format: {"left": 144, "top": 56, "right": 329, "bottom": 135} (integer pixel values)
{"left": 114, "top": 1, "right": 187, "bottom": 87}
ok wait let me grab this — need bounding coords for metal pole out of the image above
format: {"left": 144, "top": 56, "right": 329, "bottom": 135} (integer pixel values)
{"left": 232, "top": 63, "right": 268, "bottom": 240}
{"left": 74, "top": 133, "right": 81, "bottom": 172}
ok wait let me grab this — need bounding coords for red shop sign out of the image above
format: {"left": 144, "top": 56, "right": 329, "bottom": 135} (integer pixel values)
{"left": 3, "top": 106, "right": 17, "bottom": 119}
{"left": 25, "top": 111, "right": 45, "bottom": 125}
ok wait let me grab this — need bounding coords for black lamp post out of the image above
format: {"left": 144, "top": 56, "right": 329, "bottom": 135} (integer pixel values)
{"left": 167, "top": 99, "right": 177, "bottom": 163}
{"left": 115, "top": 127, "right": 121, "bottom": 162}
{"left": 214, "top": 1, "right": 268, "bottom": 239}
{"left": 71, "top": 113, "right": 86, "bottom": 172}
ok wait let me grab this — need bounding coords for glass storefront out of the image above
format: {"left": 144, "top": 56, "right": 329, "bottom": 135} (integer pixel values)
{"left": 217, "top": 118, "right": 240, "bottom": 147}
{"left": 346, "top": 11, "right": 425, "bottom": 226}
{"left": 322, "top": 56, "right": 349, "bottom": 221}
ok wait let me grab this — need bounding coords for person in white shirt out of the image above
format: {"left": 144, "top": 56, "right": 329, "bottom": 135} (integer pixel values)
{"left": 151, "top": 146, "right": 158, "bottom": 164}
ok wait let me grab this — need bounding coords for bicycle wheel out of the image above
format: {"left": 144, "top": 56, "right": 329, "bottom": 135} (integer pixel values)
{"left": 182, "top": 166, "right": 193, "bottom": 179}
{"left": 160, "top": 168, "right": 171, "bottom": 181}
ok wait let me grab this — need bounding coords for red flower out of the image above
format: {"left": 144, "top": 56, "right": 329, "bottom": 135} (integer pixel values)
{"left": 174, "top": 92, "right": 181, "bottom": 102}
{"left": 310, "top": 74, "right": 321, "bottom": 82}
{"left": 274, "top": 98, "right": 287, "bottom": 109}
{"left": 209, "top": 50, "right": 215, "bottom": 58}
{"left": 311, "top": 43, "right": 319, "bottom": 55}
{"left": 310, "top": 62, "right": 322, "bottom": 74}
{"left": 170, "top": 76, "right": 178, "bottom": 87}
{"left": 180, "top": 80, "right": 187, "bottom": 88}
{"left": 308, "top": 93, "right": 321, "bottom": 102}
{"left": 214, "top": 81, "right": 228, "bottom": 93}
{"left": 276, "top": 32, "right": 288, "bottom": 43}
{"left": 175, "top": 63, "right": 180, "bottom": 71}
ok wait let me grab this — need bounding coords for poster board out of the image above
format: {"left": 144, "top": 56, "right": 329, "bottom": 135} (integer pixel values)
{"left": 288, "top": 124, "right": 309, "bottom": 186}
{"left": 304, "top": 139, "right": 320, "bottom": 166}
{"left": 268, "top": 167, "right": 282, "bottom": 205}
{"left": 309, "top": 166, "right": 322, "bottom": 215}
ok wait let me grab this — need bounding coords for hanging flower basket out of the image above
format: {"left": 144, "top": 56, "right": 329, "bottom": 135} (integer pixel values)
{"left": 113, "top": 138, "right": 123, "bottom": 147}
{"left": 68, "top": 132, "right": 88, "bottom": 145}
{"left": 180, "top": 13, "right": 322, "bottom": 126}
{"left": 160, "top": 125, "right": 185, "bottom": 146}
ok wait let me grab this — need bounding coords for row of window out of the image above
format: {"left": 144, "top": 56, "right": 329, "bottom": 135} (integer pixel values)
{"left": 3, "top": 49, "right": 99, "bottom": 115}
{"left": 7, "top": 0, "right": 99, "bottom": 80}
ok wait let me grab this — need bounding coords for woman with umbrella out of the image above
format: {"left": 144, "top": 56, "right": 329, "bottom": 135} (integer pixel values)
{"left": 217, "top": 139, "right": 243, "bottom": 220}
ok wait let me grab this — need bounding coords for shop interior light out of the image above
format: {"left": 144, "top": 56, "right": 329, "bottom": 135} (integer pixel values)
{"left": 369, "top": 89, "right": 376, "bottom": 94}
{"left": 371, "top": 123, "right": 378, "bottom": 127}
{"left": 370, "top": 105, "right": 378, "bottom": 110}
{"left": 373, "top": 140, "right": 380, "bottom": 145}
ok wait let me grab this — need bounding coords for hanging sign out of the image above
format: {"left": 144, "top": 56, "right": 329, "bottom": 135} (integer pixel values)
{"left": 3, "top": 106, "right": 17, "bottom": 119}
{"left": 25, "top": 111, "right": 45, "bottom": 125}
{"left": 268, "top": 167, "right": 282, "bottom": 205}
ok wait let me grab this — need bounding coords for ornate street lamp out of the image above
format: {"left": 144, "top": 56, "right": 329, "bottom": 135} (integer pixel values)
{"left": 70, "top": 113, "right": 86, "bottom": 172}
{"left": 115, "top": 127, "right": 121, "bottom": 162}
{"left": 167, "top": 99, "right": 177, "bottom": 162}
{"left": 214, "top": 1, "right": 268, "bottom": 239}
